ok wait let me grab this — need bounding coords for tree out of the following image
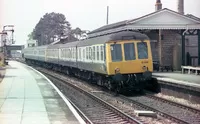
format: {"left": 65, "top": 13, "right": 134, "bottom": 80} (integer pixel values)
{"left": 71, "top": 27, "right": 88, "bottom": 40}
{"left": 32, "top": 12, "right": 71, "bottom": 45}
{"left": 27, "top": 32, "right": 34, "bottom": 40}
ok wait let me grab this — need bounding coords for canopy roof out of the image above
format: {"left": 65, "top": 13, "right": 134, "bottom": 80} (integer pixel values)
{"left": 88, "top": 8, "right": 200, "bottom": 38}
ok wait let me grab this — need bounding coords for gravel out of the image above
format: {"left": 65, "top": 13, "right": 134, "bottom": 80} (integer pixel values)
{"left": 155, "top": 93, "right": 200, "bottom": 110}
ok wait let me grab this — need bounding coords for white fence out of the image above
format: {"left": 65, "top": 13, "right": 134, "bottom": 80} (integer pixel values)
{"left": 181, "top": 66, "right": 200, "bottom": 75}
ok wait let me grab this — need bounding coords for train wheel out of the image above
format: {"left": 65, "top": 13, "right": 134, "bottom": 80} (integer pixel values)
{"left": 115, "top": 82, "right": 122, "bottom": 94}
{"left": 97, "top": 76, "right": 103, "bottom": 86}
{"left": 107, "top": 81, "right": 113, "bottom": 90}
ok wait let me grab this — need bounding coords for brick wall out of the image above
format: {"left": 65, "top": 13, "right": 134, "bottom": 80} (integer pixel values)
{"left": 147, "top": 30, "right": 199, "bottom": 69}
{"left": 161, "top": 30, "right": 182, "bottom": 66}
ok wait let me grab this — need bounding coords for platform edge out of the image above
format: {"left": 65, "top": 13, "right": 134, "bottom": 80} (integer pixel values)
{"left": 26, "top": 65, "right": 86, "bottom": 124}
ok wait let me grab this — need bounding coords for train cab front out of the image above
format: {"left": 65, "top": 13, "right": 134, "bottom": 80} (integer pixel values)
{"left": 106, "top": 40, "right": 153, "bottom": 92}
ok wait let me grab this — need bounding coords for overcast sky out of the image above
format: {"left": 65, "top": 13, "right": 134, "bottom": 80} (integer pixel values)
{"left": 0, "top": 0, "right": 200, "bottom": 45}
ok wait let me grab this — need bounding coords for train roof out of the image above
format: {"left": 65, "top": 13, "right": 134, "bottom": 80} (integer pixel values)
{"left": 35, "top": 45, "right": 48, "bottom": 49}
{"left": 47, "top": 44, "right": 63, "bottom": 49}
{"left": 77, "top": 31, "right": 149, "bottom": 47}
{"left": 59, "top": 41, "right": 80, "bottom": 48}
{"left": 24, "top": 31, "right": 149, "bottom": 49}
{"left": 23, "top": 45, "right": 48, "bottom": 50}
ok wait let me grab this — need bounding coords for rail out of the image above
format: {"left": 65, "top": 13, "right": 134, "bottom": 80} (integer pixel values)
{"left": 181, "top": 66, "right": 200, "bottom": 75}
{"left": 41, "top": 68, "right": 142, "bottom": 124}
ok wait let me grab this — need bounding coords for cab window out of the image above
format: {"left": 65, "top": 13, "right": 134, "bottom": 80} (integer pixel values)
{"left": 124, "top": 43, "right": 136, "bottom": 60}
{"left": 137, "top": 42, "right": 148, "bottom": 59}
{"left": 110, "top": 44, "right": 122, "bottom": 62}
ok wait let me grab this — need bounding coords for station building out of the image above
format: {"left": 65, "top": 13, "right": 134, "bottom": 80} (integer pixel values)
{"left": 26, "top": 39, "right": 38, "bottom": 47}
{"left": 88, "top": 0, "right": 200, "bottom": 70}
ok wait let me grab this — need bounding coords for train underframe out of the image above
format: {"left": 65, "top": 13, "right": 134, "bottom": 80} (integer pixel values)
{"left": 26, "top": 59, "right": 152, "bottom": 93}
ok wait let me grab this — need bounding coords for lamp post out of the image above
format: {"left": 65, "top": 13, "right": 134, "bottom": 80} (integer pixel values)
{"left": 0, "top": 31, "right": 8, "bottom": 65}
{"left": 3, "top": 25, "right": 14, "bottom": 44}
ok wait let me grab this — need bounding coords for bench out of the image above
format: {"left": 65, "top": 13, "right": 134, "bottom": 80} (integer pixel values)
{"left": 153, "top": 61, "right": 173, "bottom": 72}
{"left": 181, "top": 66, "right": 200, "bottom": 75}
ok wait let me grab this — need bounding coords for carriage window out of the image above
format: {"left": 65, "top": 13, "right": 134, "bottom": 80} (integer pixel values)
{"left": 64, "top": 49, "right": 66, "bottom": 58}
{"left": 88, "top": 47, "right": 91, "bottom": 60}
{"left": 61, "top": 49, "right": 63, "bottom": 58}
{"left": 86, "top": 47, "right": 89, "bottom": 60}
{"left": 83, "top": 49, "right": 85, "bottom": 59}
{"left": 124, "top": 43, "right": 136, "bottom": 60}
{"left": 79, "top": 48, "right": 81, "bottom": 60}
{"left": 65, "top": 49, "right": 66, "bottom": 58}
{"left": 74, "top": 48, "right": 76, "bottom": 59}
{"left": 69, "top": 49, "right": 71, "bottom": 58}
{"left": 72, "top": 48, "right": 74, "bottom": 59}
{"left": 110, "top": 44, "right": 122, "bottom": 62}
{"left": 72, "top": 48, "right": 73, "bottom": 58}
{"left": 65, "top": 49, "right": 67, "bottom": 58}
{"left": 67, "top": 49, "right": 69, "bottom": 58}
{"left": 89, "top": 47, "right": 92, "bottom": 60}
{"left": 93, "top": 46, "right": 95, "bottom": 60}
{"left": 137, "top": 42, "right": 148, "bottom": 59}
{"left": 100, "top": 46, "right": 104, "bottom": 61}
{"left": 97, "top": 46, "right": 99, "bottom": 60}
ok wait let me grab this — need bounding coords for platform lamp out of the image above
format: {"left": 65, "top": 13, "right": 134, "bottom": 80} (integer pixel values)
{"left": 3, "top": 29, "right": 15, "bottom": 44}
{"left": 2, "top": 25, "right": 14, "bottom": 65}
{"left": 3, "top": 25, "right": 14, "bottom": 45}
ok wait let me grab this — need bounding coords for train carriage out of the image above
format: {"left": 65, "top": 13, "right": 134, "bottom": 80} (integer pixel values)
{"left": 46, "top": 44, "right": 61, "bottom": 64}
{"left": 37, "top": 45, "right": 48, "bottom": 62}
{"left": 77, "top": 36, "right": 107, "bottom": 74}
{"left": 59, "top": 41, "right": 80, "bottom": 68}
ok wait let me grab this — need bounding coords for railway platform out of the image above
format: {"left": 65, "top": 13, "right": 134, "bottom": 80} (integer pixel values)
{"left": 0, "top": 61, "right": 85, "bottom": 124}
{"left": 153, "top": 72, "right": 200, "bottom": 87}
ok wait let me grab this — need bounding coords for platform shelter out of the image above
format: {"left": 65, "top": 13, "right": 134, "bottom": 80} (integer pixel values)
{"left": 88, "top": 8, "right": 200, "bottom": 70}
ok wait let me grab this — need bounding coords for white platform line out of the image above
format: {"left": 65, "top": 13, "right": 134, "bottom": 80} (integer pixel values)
{"left": 27, "top": 65, "right": 86, "bottom": 124}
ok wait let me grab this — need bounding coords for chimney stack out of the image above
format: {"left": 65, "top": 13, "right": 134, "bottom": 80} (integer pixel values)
{"left": 155, "top": 0, "right": 162, "bottom": 11}
{"left": 178, "top": 0, "right": 184, "bottom": 14}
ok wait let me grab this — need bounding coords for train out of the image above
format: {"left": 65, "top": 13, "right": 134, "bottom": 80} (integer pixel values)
{"left": 23, "top": 31, "right": 153, "bottom": 93}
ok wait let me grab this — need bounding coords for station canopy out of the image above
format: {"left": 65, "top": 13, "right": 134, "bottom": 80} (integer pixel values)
{"left": 88, "top": 8, "right": 200, "bottom": 38}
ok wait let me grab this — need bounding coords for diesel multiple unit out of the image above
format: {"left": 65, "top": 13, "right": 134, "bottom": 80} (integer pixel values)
{"left": 23, "top": 31, "right": 153, "bottom": 92}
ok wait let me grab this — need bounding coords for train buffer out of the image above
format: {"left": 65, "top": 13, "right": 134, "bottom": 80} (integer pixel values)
{"left": 0, "top": 61, "right": 85, "bottom": 124}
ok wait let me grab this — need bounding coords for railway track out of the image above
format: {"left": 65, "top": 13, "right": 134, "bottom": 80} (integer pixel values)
{"left": 42, "top": 69, "right": 142, "bottom": 124}
{"left": 120, "top": 94, "right": 200, "bottom": 124}
{"left": 18, "top": 60, "right": 200, "bottom": 124}
{"left": 44, "top": 68, "right": 200, "bottom": 124}
{"left": 146, "top": 93, "right": 200, "bottom": 115}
